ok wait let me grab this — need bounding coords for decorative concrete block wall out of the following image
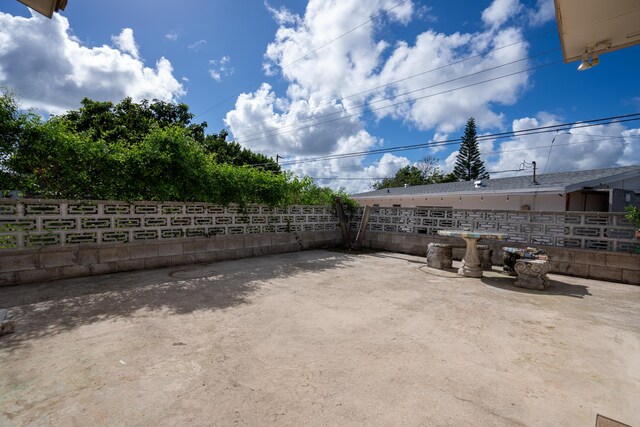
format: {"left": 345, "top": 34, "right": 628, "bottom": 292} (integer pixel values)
{"left": 2, "top": 199, "right": 638, "bottom": 286}
{"left": 349, "top": 206, "right": 640, "bottom": 285}
{"left": 0, "top": 199, "right": 341, "bottom": 286}
{"left": 0, "top": 199, "right": 339, "bottom": 250}
{"left": 349, "top": 206, "right": 639, "bottom": 253}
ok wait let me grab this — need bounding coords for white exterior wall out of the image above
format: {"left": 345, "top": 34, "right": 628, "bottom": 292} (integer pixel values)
{"left": 354, "top": 193, "right": 566, "bottom": 211}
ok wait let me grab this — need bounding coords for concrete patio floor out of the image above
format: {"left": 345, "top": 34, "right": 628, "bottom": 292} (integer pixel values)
{"left": 1, "top": 249, "right": 639, "bottom": 426}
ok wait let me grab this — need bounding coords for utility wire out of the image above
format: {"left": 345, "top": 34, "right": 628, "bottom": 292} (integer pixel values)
{"left": 276, "top": 115, "right": 640, "bottom": 166}
{"left": 237, "top": 59, "right": 563, "bottom": 144}
{"left": 233, "top": 48, "right": 559, "bottom": 140}
{"left": 334, "top": 135, "right": 634, "bottom": 172}
{"left": 245, "top": 114, "right": 640, "bottom": 168}
{"left": 309, "top": 134, "right": 638, "bottom": 182}
{"left": 194, "top": 0, "right": 411, "bottom": 119}
{"left": 230, "top": 28, "right": 555, "bottom": 134}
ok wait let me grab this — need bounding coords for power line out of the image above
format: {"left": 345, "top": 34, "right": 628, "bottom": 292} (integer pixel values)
{"left": 251, "top": 113, "right": 640, "bottom": 168}
{"left": 237, "top": 59, "right": 563, "bottom": 144}
{"left": 308, "top": 136, "right": 638, "bottom": 182}
{"left": 232, "top": 48, "right": 559, "bottom": 140}
{"left": 337, "top": 135, "right": 634, "bottom": 172}
{"left": 194, "top": 0, "right": 411, "bottom": 119}
{"left": 230, "top": 29, "right": 555, "bottom": 135}
{"left": 277, "top": 115, "right": 640, "bottom": 166}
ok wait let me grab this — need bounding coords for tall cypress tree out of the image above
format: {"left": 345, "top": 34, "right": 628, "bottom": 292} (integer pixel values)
{"left": 453, "top": 117, "right": 489, "bottom": 181}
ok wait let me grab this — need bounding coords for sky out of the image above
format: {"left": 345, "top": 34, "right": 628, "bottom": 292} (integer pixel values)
{"left": 1, "top": 0, "right": 639, "bottom": 193}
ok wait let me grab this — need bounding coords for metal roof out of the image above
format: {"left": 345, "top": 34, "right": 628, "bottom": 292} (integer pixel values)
{"left": 351, "top": 165, "right": 640, "bottom": 199}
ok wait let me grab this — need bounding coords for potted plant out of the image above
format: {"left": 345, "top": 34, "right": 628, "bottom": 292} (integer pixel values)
{"left": 624, "top": 204, "right": 640, "bottom": 238}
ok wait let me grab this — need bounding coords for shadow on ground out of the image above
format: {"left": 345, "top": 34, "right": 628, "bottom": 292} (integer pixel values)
{"left": 367, "top": 252, "right": 426, "bottom": 265}
{"left": 481, "top": 275, "right": 592, "bottom": 298}
{"left": 0, "top": 251, "right": 356, "bottom": 350}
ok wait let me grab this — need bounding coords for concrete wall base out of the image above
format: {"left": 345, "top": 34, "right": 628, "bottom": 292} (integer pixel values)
{"left": 1, "top": 231, "right": 342, "bottom": 287}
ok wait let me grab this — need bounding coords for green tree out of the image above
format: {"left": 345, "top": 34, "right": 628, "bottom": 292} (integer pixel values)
{"left": 453, "top": 117, "right": 489, "bottom": 181}
{"left": 57, "top": 98, "right": 280, "bottom": 172}
{"left": 202, "top": 130, "right": 280, "bottom": 172}
{"left": 56, "top": 97, "right": 208, "bottom": 146}
{"left": 372, "top": 156, "right": 457, "bottom": 189}
{"left": 0, "top": 89, "right": 347, "bottom": 207}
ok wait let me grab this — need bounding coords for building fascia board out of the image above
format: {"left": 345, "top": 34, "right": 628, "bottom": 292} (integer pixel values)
{"left": 352, "top": 187, "right": 565, "bottom": 199}
{"left": 564, "top": 169, "right": 640, "bottom": 193}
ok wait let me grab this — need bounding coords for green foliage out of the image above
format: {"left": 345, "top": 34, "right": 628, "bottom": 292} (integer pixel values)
{"left": 0, "top": 89, "right": 348, "bottom": 207}
{"left": 56, "top": 97, "right": 207, "bottom": 145}
{"left": 453, "top": 117, "right": 489, "bottom": 182}
{"left": 624, "top": 204, "right": 640, "bottom": 228}
{"left": 372, "top": 156, "right": 457, "bottom": 189}
{"left": 203, "top": 130, "right": 280, "bottom": 172}
{"left": 285, "top": 176, "right": 357, "bottom": 211}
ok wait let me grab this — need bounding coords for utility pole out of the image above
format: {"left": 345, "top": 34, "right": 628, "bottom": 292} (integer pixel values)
{"left": 532, "top": 161, "right": 538, "bottom": 185}
{"left": 276, "top": 154, "right": 282, "bottom": 164}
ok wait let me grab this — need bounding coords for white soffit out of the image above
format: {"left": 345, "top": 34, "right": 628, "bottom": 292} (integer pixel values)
{"left": 554, "top": 0, "right": 640, "bottom": 63}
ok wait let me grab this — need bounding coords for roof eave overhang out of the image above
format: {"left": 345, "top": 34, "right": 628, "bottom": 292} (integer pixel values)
{"left": 564, "top": 169, "right": 640, "bottom": 193}
{"left": 351, "top": 187, "right": 566, "bottom": 199}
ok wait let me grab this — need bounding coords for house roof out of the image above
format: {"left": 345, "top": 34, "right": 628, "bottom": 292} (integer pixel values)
{"left": 351, "top": 165, "right": 640, "bottom": 199}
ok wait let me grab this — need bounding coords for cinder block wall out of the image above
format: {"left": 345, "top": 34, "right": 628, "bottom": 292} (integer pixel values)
{"left": 1, "top": 230, "right": 341, "bottom": 286}
{"left": 362, "top": 231, "right": 640, "bottom": 285}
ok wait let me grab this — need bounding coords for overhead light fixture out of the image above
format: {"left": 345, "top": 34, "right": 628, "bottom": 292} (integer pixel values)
{"left": 577, "top": 53, "right": 600, "bottom": 71}
{"left": 577, "top": 40, "right": 610, "bottom": 71}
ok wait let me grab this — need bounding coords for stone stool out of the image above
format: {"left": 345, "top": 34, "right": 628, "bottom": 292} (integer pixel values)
{"left": 0, "top": 309, "right": 15, "bottom": 336}
{"left": 514, "top": 260, "right": 551, "bottom": 290}
{"left": 427, "top": 243, "right": 453, "bottom": 270}
{"left": 477, "top": 245, "right": 493, "bottom": 271}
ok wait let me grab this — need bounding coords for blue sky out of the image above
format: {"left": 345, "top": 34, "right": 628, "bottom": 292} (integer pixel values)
{"left": 1, "top": 0, "right": 639, "bottom": 192}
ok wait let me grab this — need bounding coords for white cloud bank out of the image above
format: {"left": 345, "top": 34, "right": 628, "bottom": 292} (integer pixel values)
{"left": 224, "top": 0, "right": 558, "bottom": 192}
{"left": 0, "top": 11, "right": 185, "bottom": 115}
{"left": 444, "top": 112, "right": 640, "bottom": 178}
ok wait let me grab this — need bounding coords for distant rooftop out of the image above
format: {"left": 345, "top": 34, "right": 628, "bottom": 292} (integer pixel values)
{"left": 351, "top": 165, "right": 640, "bottom": 198}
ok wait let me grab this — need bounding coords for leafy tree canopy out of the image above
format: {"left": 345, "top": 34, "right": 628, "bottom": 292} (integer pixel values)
{"left": 57, "top": 97, "right": 207, "bottom": 145}
{"left": 55, "top": 97, "right": 280, "bottom": 172}
{"left": 0, "top": 89, "right": 345, "bottom": 206}
{"left": 203, "top": 130, "right": 279, "bottom": 172}
{"left": 372, "top": 156, "right": 457, "bottom": 189}
{"left": 453, "top": 117, "right": 489, "bottom": 181}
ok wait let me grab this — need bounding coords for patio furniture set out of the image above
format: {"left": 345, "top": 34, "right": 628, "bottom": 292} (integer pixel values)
{"left": 430, "top": 230, "right": 552, "bottom": 290}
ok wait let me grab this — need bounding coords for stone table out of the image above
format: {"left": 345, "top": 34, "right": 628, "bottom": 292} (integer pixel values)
{"left": 437, "top": 230, "right": 509, "bottom": 278}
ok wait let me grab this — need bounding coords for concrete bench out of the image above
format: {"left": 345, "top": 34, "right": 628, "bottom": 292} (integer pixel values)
{"left": 502, "top": 246, "right": 548, "bottom": 276}
{"left": 427, "top": 243, "right": 452, "bottom": 270}
{"left": 514, "top": 259, "right": 551, "bottom": 290}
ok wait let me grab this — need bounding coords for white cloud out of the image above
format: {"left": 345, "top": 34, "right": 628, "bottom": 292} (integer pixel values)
{"left": 111, "top": 28, "right": 139, "bottom": 59}
{"left": 482, "top": 113, "right": 640, "bottom": 177}
{"left": 165, "top": 31, "right": 178, "bottom": 41}
{"left": 0, "top": 11, "right": 185, "bottom": 115}
{"left": 264, "top": 1, "right": 300, "bottom": 25}
{"left": 527, "top": 0, "right": 555, "bottom": 27}
{"left": 481, "top": 0, "right": 522, "bottom": 28}
{"left": 296, "top": 152, "right": 413, "bottom": 194}
{"left": 429, "top": 132, "right": 449, "bottom": 153}
{"left": 188, "top": 39, "right": 207, "bottom": 51}
{"left": 223, "top": 0, "right": 545, "bottom": 192}
{"left": 208, "top": 55, "right": 234, "bottom": 82}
